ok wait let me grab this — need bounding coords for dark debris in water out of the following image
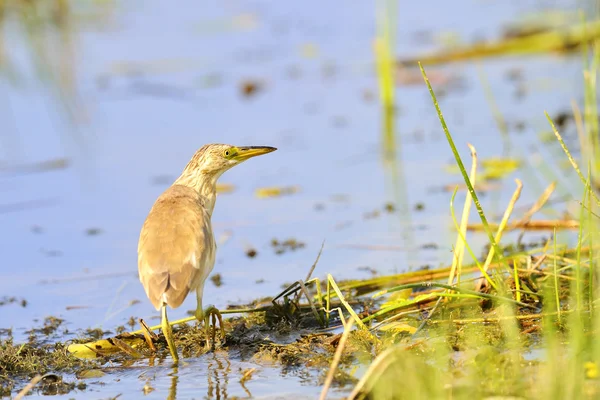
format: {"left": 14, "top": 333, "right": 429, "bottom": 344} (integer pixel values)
{"left": 245, "top": 248, "right": 258, "bottom": 258}
{"left": 239, "top": 79, "right": 264, "bottom": 98}
{"left": 0, "top": 296, "right": 27, "bottom": 308}
{"left": 84, "top": 227, "right": 103, "bottom": 236}
{"left": 363, "top": 209, "right": 380, "bottom": 219}
{"left": 26, "top": 316, "right": 65, "bottom": 337}
{"left": 210, "top": 273, "right": 223, "bottom": 287}
{"left": 83, "top": 327, "right": 112, "bottom": 341}
{"left": 384, "top": 202, "right": 396, "bottom": 213}
{"left": 357, "top": 266, "right": 378, "bottom": 276}
{"left": 365, "top": 202, "right": 416, "bottom": 219}
{"left": 271, "top": 238, "right": 306, "bottom": 255}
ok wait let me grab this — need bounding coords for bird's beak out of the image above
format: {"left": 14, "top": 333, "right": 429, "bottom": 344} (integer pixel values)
{"left": 234, "top": 146, "right": 277, "bottom": 161}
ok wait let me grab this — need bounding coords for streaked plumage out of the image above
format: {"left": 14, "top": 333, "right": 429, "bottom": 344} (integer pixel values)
{"left": 137, "top": 143, "right": 276, "bottom": 362}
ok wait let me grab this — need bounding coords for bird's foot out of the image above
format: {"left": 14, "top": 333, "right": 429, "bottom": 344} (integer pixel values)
{"left": 198, "top": 305, "right": 225, "bottom": 350}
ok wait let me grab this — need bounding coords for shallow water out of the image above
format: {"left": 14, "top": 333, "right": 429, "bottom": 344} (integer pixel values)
{"left": 0, "top": 0, "right": 585, "bottom": 397}
{"left": 82, "top": 354, "right": 327, "bottom": 400}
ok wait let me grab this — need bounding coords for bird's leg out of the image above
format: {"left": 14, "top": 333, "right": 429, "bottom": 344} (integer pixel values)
{"left": 161, "top": 304, "right": 179, "bottom": 362}
{"left": 202, "top": 305, "right": 224, "bottom": 350}
{"left": 194, "top": 288, "right": 204, "bottom": 323}
{"left": 195, "top": 288, "right": 224, "bottom": 349}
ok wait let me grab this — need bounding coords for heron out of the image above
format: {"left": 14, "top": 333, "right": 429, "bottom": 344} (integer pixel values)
{"left": 138, "top": 144, "right": 277, "bottom": 361}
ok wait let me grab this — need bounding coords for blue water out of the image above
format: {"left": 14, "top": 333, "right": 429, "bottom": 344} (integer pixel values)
{"left": 0, "top": 0, "right": 584, "bottom": 397}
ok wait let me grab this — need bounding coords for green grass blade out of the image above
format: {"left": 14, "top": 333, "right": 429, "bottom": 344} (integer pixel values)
{"left": 419, "top": 62, "right": 509, "bottom": 275}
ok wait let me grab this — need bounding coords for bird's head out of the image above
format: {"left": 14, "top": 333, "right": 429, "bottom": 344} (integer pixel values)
{"left": 181, "top": 143, "right": 277, "bottom": 179}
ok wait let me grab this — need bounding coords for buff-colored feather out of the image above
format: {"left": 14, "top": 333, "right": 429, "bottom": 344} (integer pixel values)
{"left": 138, "top": 185, "right": 214, "bottom": 310}
{"left": 137, "top": 144, "right": 276, "bottom": 315}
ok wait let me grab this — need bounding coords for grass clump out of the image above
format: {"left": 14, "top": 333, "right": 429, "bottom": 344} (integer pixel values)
{"left": 332, "top": 62, "right": 600, "bottom": 399}
{"left": 0, "top": 333, "right": 98, "bottom": 397}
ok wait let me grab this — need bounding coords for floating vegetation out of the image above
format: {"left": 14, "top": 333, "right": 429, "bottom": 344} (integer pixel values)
{"left": 364, "top": 202, "right": 399, "bottom": 219}
{"left": 0, "top": 158, "right": 69, "bottom": 176}
{"left": 216, "top": 183, "right": 236, "bottom": 194}
{"left": 210, "top": 273, "right": 223, "bottom": 287}
{"left": 467, "top": 219, "right": 580, "bottom": 232}
{"left": 271, "top": 238, "right": 306, "bottom": 255}
{"left": 26, "top": 316, "right": 65, "bottom": 337}
{"left": 445, "top": 157, "right": 521, "bottom": 181}
{"left": 399, "top": 19, "right": 600, "bottom": 66}
{"left": 0, "top": 297, "right": 27, "bottom": 308}
{"left": 66, "top": 333, "right": 146, "bottom": 360}
{"left": 255, "top": 185, "right": 300, "bottom": 198}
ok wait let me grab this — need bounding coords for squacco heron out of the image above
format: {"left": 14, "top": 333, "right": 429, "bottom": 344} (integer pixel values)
{"left": 138, "top": 144, "right": 277, "bottom": 361}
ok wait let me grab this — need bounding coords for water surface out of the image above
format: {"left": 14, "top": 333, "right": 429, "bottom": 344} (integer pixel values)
{"left": 0, "top": 0, "right": 584, "bottom": 397}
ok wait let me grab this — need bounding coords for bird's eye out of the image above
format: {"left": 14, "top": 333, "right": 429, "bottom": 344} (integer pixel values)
{"left": 223, "top": 148, "right": 237, "bottom": 158}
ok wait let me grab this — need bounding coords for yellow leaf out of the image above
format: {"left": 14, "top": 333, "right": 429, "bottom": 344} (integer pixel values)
{"left": 480, "top": 157, "right": 521, "bottom": 171}
{"left": 380, "top": 292, "right": 436, "bottom": 309}
{"left": 67, "top": 334, "right": 146, "bottom": 359}
{"left": 446, "top": 157, "right": 521, "bottom": 181}
{"left": 76, "top": 369, "right": 106, "bottom": 379}
{"left": 67, "top": 340, "right": 118, "bottom": 359}
{"left": 300, "top": 43, "right": 319, "bottom": 59}
{"left": 216, "top": 183, "right": 235, "bottom": 194}
{"left": 585, "top": 361, "right": 598, "bottom": 379}
{"left": 378, "top": 321, "right": 417, "bottom": 334}
{"left": 255, "top": 185, "right": 300, "bottom": 199}
{"left": 387, "top": 289, "right": 412, "bottom": 302}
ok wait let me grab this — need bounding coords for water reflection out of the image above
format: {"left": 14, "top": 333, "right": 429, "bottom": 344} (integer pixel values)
{"left": 206, "top": 352, "right": 232, "bottom": 399}
{"left": 150, "top": 352, "right": 256, "bottom": 400}
{"left": 167, "top": 365, "right": 178, "bottom": 400}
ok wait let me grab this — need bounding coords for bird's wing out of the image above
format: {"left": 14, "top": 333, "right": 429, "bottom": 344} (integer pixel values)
{"left": 137, "top": 185, "right": 213, "bottom": 310}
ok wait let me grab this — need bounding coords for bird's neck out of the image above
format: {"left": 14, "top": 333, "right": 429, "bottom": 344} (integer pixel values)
{"left": 173, "top": 171, "right": 221, "bottom": 216}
